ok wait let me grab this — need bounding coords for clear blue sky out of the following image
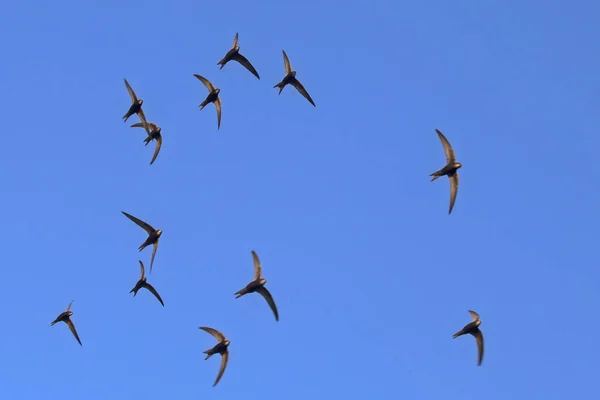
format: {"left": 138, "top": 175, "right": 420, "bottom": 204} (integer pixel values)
{"left": 1, "top": 1, "right": 599, "bottom": 399}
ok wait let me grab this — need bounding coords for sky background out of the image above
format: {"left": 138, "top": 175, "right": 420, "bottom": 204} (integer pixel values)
{"left": 0, "top": 0, "right": 599, "bottom": 399}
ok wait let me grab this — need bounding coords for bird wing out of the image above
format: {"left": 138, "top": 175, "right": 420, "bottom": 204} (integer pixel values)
{"left": 468, "top": 310, "right": 480, "bottom": 322}
{"left": 214, "top": 96, "right": 222, "bottom": 130}
{"left": 143, "top": 282, "right": 165, "bottom": 307}
{"left": 291, "top": 79, "right": 316, "bottom": 107}
{"left": 131, "top": 121, "right": 157, "bottom": 132}
{"left": 282, "top": 50, "right": 292, "bottom": 74}
{"left": 199, "top": 326, "right": 226, "bottom": 342}
{"left": 448, "top": 172, "right": 459, "bottom": 215}
{"left": 435, "top": 129, "right": 456, "bottom": 163}
{"left": 136, "top": 109, "right": 151, "bottom": 135}
{"left": 232, "top": 32, "right": 239, "bottom": 48}
{"left": 150, "top": 239, "right": 159, "bottom": 273}
{"left": 121, "top": 211, "right": 156, "bottom": 235}
{"left": 66, "top": 300, "right": 74, "bottom": 312}
{"left": 470, "top": 328, "right": 484, "bottom": 366}
{"left": 213, "top": 350, "right": 229, "bottom": 387}
{"left": 139, "top": 260, "right": 146, "bottom": 280}
{"left": 251, "top": 250, "right": 262, "bottom": 280}
{"left": 124, "top": 78, "right": 138, "bottom": 103}
{"left": 66, "top": 318, "right": 82, "bottom": 346}
{"left": 149, "top": 132, "right": 162, "bottom": 165}
{"left": 256, "top": 286, "right": 279, "bottom": 321}
{"left": 194, "top": 74, "right": 215, "bottom": 92}
{"left": 231, "top": 53, "right": 260, "bottom": 79}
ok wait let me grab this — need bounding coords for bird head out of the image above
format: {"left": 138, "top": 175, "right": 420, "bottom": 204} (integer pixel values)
{"left": 214, "top": 88, "right": 221, "bottom": 95}
{"left": 259, "top": 278, "right": 267, "bottom": 285}
{"left": 234, "top": 45, "right": 240, "bottom": 52}
{"left": 138, "top": 99, "right": 143, "bottom": 105}
{"left": 156, "top": 229, "right": 163, "bottom": 237}
{"left": 67, "top": 311, "right": 73, "bottom": 317}
{"left": 290, "top": 71, "right": 297, "bottom": 77}
{"left": 224, "top": 340, "right": 230, "bottom": 346}
{"left": 454, "top": 162, "right": 462, "bottom": 170}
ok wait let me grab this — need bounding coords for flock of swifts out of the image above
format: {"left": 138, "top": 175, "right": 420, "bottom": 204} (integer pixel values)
{"left": 50, "top": 33, "right": 483, "bottom": 387}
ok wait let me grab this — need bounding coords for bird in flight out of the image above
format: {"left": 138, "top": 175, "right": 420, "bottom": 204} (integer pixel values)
{"left": 121, "top": 211, "right": 163, "bottom": 273}
{"left": 234, "top": 250, "right": 279, "bottom": 321}
{"left": 199, "top": 326, "right": 230, "bottom": 387}
{"left": 217, "top": 33, "right": 260, "bottom": 79}
{"left": 194, "top": 74, "right": 222, "bottom": 129}
{"left": 50, "top": 300, "right": 82, "bottom": 346}
{"left": 453, "top": 310, "right": 484, "bottom": 366}
{"left": 274, "top": 50, "right": 316, "bottom": 107}
{"left": 430, "top": 129, "right": 462, "bottom": 214}
{"left": 130, "top": 260, "right": 165, "bottom": 306}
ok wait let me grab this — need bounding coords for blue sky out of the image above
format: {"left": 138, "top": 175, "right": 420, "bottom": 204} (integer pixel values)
{"left": 1, "top": 0, "right": 599, "bottom": 398}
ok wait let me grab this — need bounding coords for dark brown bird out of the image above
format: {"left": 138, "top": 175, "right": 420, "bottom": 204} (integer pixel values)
{"left": 50, "top": 300, "right": 82, "bottom": 346}
{"left": 130, "top": 121, "right": 162, "bottom": 165}
{"left": 130, "top": 260, "right": 164, "bottom": 306}
{"left": 273, "top": 50, "right": 316, "bottom": 107}
{"left": 453, "top": 310, "right": 484, "bottom": 366}
{"left": 217, "top": 33, "right": 260, "bottom": 79}
{"left": 199, "top": 326, "right": 230, "bottom": 387}
{"left": 122, "top": 79, "right": 150, "bottom": 134}
{"left": 194, "top": 74, "right": 222, "bottom": 129}
{"left": 235, "top": 250, "right": 279, "bottom": 321}
{"left": 430, "top": 129, "right": 462, "bottom": 214}
{"left": 121, "top": 211, "right": 162, "bottom": 273}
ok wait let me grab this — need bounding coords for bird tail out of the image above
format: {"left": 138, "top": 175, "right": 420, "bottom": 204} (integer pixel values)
{"left": 234, "top": 288, "right": 246, "bottom": 298}
{"left": 203, "top": 350, "right": 213, "bottom": 360}
{"left": 430, "top": 173, "right": 442, "bottom": 182}
{"left": 452, "top": 330, "right": 463, "bottom": 339}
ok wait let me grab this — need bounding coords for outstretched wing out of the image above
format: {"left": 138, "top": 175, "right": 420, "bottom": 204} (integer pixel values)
{"left": 214, "top": 96, "right": 222, "bottom": 130}
{"left": 213, "top": 350, "right": 229, "bottom": 387}
{"left": 143, "top": 282, "right": 165, "bottom": 307}
{"left": 66, "top": 318, "right": 82, "bottom": 346}
{"left": 131, "top": 121, "right": 158, "bottom": 132}
{"left": 124, "top": 78, "right": 138, "bottom": 103}
{"left": 194, "top": 74, "right": 216, "bottom": 92}
{"left": 448, "top": 173, "right": 459, "bottom": 215}
{"left": 251, "top": 250, "right": 262, "bottom": 280}
{"left": 149, "top": 132, "right": 162, "bottom": 165}
{"left": 199, "top": 326, "right": 226, "bottom": 342}
{"left": 468, "top": 310, "right": 480, "bottom": 322}
{"left": 256, "top": 286, "right": 279, "bottom": 321}
{"left": 282, "top": 50, "right": 292, "bottom": 74}
{"left": 232, "top": 32, "right": 239, "bottom": 48}
{"left": 291, "top": 79, "right": 316, "bottom": 107}
{"left": 232, "top": 53, "right": 260, "bottom": 79}
{"left": 470, "top": 328, "right": 484, "bottom": 366}
{"left": 138, "top": 260, "right": 146, "bottom": 280}
{"left": 149, "top": 240, "right": 159, "bottom": 273}
{"left": 435, "top": 129, "right": 456, "bottom": 163}
{"left": 121, "top": 211, "right": 156, "bottom": 235}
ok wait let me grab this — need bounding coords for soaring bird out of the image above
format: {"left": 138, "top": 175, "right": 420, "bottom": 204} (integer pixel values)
{"left": 130, "top": 121, "right": 162, "bottom": 165}
{"left": 234, "top": 250, "right": 279, "bottom": 321}
{"left": 50, "top": 301, "right": 82, "bottom": 346}
{"left": 121, "top": 211, "right": 162, "bottom": 273}
{"left": 273, "top": 50, "right": 316, "bottom": 107}
{"left": 122, "top": 79, "right": 150, "bottom": 135}
{"left": 217, "top": 33, "right": 260, "bottom": 79}
{"left": 199, "top": 326, "right": 230, "bottom": 387}
{"left": 430, "top": 129, "right": 462, "bottom": 214}
{"left": 130, "top": 260, "right": 164, "bottom": 306}
{"left": 453, "top": 310, "right": 484, "bottom": 366}
{"left": 194, "top": 74, "right": 222, "bottom": 129}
